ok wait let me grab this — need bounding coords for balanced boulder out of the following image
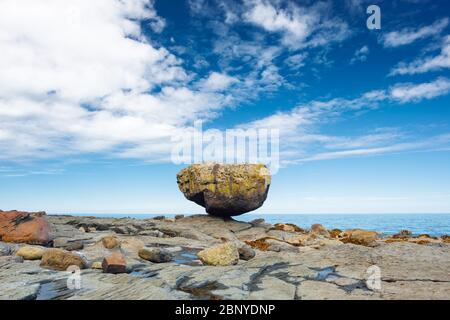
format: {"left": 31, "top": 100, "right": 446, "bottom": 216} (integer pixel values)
{"left": 0, "top": 210, "right": 50, "bottom": 245}
{"left": 177, "top": 163, "right": 271, "bottom": 217}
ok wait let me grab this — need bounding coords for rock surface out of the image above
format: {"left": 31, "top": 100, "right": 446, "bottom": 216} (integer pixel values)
{"left": 177, "top": 163, "right": 271, "bottom": 217}
{"left": 0, "top": 214, "right": 449, "bottom": 300}
{"left": 0, "top": 211, "right": 50, "bottom": 245}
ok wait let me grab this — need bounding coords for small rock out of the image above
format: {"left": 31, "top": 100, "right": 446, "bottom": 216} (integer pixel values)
{"left": 101, "top": 235, "right": 121, "bottom": 249}
{"left": 138, "top": 247, "right": 172, "bottom": 263}
{"left": 78, "top": 227, "right": 86, "bottom": 233}
{"left": 237, "top": 243, "right": 256, "bottom": 261}
{"left": 339, "top": 229, "right": 378, "bottom": 246}
{"left": 275, "top": 223, "right": 302, "bottom": 232}
{"left": 40, "top": 248, "right": 86, "bottom": 271}
{"left": 16, "top": 246, "right": 45, "bottom": 260}
{"left": 175, "top": 214, "right": 185, "bottom": 220}
{"left": 88, "top": 227, "right": 97, "bottom": 233}
{"left": 153, "top": 215, "right": 165, "bottom": 220}
{"left": 0, "top": 242, "right": 12, "bottom": 256}
{"left": 249, "top": 218, "right": 265, "bottom": 225}
{"left": 329, "top": 229, "right": 342, "bottom": 238}
{"left": 442, "top": 235, "right": 450, "bottom": 243}
{"left": 53, "top": 238, "right": 84, "bottom": 251}
{"left": 310, "top": 224, "right": 330, "bottom": 237}
{"left": 393, "top": 230, "right": 412, "bottom": 239}
{"left": 91, "top": 261, "right": 103, "bottom": 269}
{"left": 102, "top": 252, "right": 127, "bottom": 274}
{"left": 197, "top": 242, "right": 239, "bottom": 266}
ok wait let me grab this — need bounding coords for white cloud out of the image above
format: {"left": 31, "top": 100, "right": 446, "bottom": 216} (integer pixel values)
{"left": 390, "top": 36, "right": 450, "bottom": 75}
{"left": 382, "top": 18, "right": 448, "bottom": 48}
{"left": 350, "top": 45, "right": 369, "bottom": 64}
{"left": 0, "top": 0, "right": 230, "bottom": 161}
{"left": 239, "top": 77, "right": 450, "bottom": 164}
{"left": 390, "top": 77, "right": 450, "bottom": 103}
{"left": 243, "top": 0, "right": 350, "bottom": 49}
{"left": 200, "top": 72, "right": 239, "bottom": 91}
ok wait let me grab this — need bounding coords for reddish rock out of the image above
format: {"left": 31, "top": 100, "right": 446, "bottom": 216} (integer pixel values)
{"left": 102, "top": 252, "right": 127, "bottom": 274}
{"left": 0, "top": 210, "right": 50, "bottom": 245}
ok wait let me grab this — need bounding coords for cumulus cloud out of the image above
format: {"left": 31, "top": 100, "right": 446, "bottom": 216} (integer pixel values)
{"left": 350, "top": 46, "right": 369, "bottom": 64}
{"left": 0, "top": 0, "right": 229, "bottom": 161}
{"left": 243, "top": 0, "right": 350, "bottom": 49}
{"left": 390, "top": 36, "right": 450, "bottom": 75}
{"left": 390, "top": 77, "right": 450, "bottom": 103}
{"left": 382, "top": 18, "right": 448, "bottom": 48}
{"left": 200, "top": 72, "right": 239, "bottom": 91}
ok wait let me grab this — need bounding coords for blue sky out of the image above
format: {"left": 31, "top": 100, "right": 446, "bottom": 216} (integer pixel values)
{"left": 0, "top": 0, "right": 450, "bottom": 214}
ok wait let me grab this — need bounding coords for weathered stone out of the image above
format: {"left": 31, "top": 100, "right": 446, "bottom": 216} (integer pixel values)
{"left": 40, "top": 248, "right": 86, "bottom": 271}
{"left": 91, "top": 261, "right": 103, "bottom": 269}
{"left": 236, "top": 243, "right": 256, "bottom": 260}
{"left": 16, "top": 246, "right": 45, "bottom": 260}
{"left": 197, "top": 242, "right": 239, "bottom": 266}
{"left": 175, "top": 214, "right": 185, "bottom": 220}
{"left": 310, "top": 224, "right": 330, "bottom": 237}
{"left": 0, "top": 211, "right": 50, "bottom": 245}
{"left": 177, "top": 163, "right": 271, "bottom": 217}
{"left": 329, "top": 229, "right": 342, "bottom": 238}
{"left": 53, "top": 238, "right": 84, "bottom": 251}
{"left": 393, "top": 230, "right": 412, "bottom": 239}
{"left": 102, "top": 252, "right": 127, "bottom": 274}
{"left": 340, "top": 229, "right": 378, "bottom": 246}
{"left": 101, "top": 235, "right": 121, "bottom": 249}
{"left": 0, "top": 242, "right": 12, "bottom": 256}
{"left": 138, "top": 247, "right": 172, "bottom": 263}
{"left": 275, "top": 223, "right": 305, "bottom": 233}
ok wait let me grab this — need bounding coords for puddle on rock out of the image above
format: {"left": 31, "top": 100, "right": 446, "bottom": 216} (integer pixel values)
{"left": 308, "top": 266, "right": 336, "bottom": 281}
{"left": 173, "top": 249, "right": 203, "bottom": 266}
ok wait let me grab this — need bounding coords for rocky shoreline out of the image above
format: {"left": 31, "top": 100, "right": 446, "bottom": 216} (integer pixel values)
{"left": 0, "top": 211, "right": 449, "bottom": 300}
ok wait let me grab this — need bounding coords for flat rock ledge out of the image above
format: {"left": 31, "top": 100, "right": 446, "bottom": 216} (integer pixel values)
{"left": 0, "top": 214, "right": 449, "bottom": 300}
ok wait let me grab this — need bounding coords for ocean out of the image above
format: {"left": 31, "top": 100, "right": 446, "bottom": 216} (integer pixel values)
{"left": 69, "top": 213, "right": 450, "bottom": 237}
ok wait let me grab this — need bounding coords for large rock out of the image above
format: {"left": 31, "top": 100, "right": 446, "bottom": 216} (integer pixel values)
{"left": 177, "top": 163, "right": 271, "bottom": 217}
{"left": 16, "top": 246, "right": 45, "bottom": 260}
{"left": 0, "top": 211, "right": 50, "bottom": 245}
{"left": 197, "top": 242, "right": 239, "bottom": 266}
{"left": 138, "top": 247, "right": 172, "bottom": 263}
{"left": 40, "top": 248, "right": 86, "bottom": 271}
{"left": 101, "top": 235, "right": 120, "bottom": 249}
{"left": 339, "top": 229, "right": 378, "bottom": 246}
